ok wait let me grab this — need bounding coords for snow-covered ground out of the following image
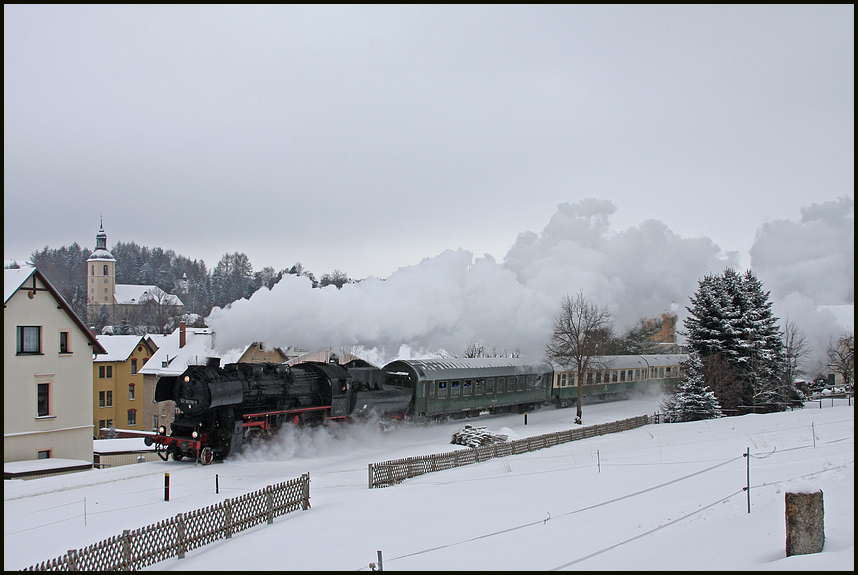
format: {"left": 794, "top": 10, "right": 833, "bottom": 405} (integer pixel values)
{"left": 4, "top": 394, "right": 853, "bottom": 571}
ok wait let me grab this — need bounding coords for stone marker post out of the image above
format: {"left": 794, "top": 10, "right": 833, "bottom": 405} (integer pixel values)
{"left": 785, "top": 488, "right": 824, "bottom": 556}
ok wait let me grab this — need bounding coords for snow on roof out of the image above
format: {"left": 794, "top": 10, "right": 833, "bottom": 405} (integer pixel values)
{"left": 4, "top": 266, "right": 36, "bottom": 303}
{"left": 94, "top": 334, "right": 148, "bottom": 362}
{"left": 4, "top": 458, "right": 93, "bottom": 474}
{"left": 138, "top": 327, "right": 243, "bottom": 376}
{"left": 113, "top": 284, "right": 183, "bottom": 306}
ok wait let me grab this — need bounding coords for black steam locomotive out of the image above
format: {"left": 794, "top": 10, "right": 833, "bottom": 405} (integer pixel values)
{"left": 145, "top": 358, "right": 412, "bottom": 465}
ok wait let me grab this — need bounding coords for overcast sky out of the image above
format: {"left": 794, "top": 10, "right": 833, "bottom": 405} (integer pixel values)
{"left": 4, "top": 5, "right": 853, "bottom": 278}
{"left": 4, "top": 6, "right": 853, "bottom": 368}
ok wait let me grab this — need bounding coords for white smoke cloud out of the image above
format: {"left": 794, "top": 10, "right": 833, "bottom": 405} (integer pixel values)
{"left": 209, "top": 197, "right": 852, "bottom": 376}
{"left": 750, "top": 196, "right": 854, "bottom": 305}
{"left": 210, "top": 199, "right": 738, "bottom": 362}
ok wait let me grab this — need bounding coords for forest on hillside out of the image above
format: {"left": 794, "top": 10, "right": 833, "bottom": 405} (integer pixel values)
{"left": 11, "top": 242, "right": 350, "bottom": 325}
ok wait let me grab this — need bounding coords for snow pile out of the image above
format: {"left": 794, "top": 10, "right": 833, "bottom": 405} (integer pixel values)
{"left": 451, "top": 424, "right": 509, "bottom": 447}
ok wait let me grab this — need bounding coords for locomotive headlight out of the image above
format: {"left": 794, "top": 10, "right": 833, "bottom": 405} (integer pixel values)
{"left": 184, "top": 375, "right": 190, "bottom": 382}
{"left": 192, "top": 430, "right": 199, "bottom": 439}
{"left": 158, "top": 426, "right": 166, "bottom": 436}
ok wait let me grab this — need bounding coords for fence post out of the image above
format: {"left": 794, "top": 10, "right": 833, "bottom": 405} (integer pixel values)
{"left": 786, "top": 488, "right": 824, "bottom": 556}
{"left": 176, "top": 514, "right": 186, "bottom": 559}
{"left": 224, "top": 500, "right": 233, "bottom": 539}
{"left": 122, "top": 529, "right": 132, "bottom": 570}
{"left": 266, "top": 486, "right": 275, "bottom": 524}
{"left": 368, "top": 463, "right": 374, "bottom": 489}
{"left": 67, "top": 549, "right": 78, "bottom": 571}
{"left": 302, "top": 473, "right": 311, "bottom": 509}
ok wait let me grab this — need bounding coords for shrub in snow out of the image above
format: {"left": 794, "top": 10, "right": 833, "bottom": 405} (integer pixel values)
{"left": 661, "top": 353, "right": 724, "bottom": 422}
{"left": 451, "top": 425, "right": 509, "bottom": 447}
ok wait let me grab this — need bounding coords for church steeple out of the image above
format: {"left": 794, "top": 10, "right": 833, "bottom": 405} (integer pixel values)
{"left": 95, "top": 216, "right": 108, "bottom": 251}
{"left": 87, "top": 217, "right": 116, "bottom": 325}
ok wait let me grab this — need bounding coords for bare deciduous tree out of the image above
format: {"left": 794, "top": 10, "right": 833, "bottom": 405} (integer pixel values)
{"left": 544, "top": 291, "right": 613, "bottom": 424}
{"left": 781, "top": 318, "right": 810, "bottom": 392}
{"left": 827, "top": 332, "right": 854, "bottom": 387}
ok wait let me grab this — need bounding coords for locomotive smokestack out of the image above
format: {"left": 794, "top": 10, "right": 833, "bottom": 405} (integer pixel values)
{"left": 206, "top": 357, "right": 220, "bottom": 368}
{"left": 179, "top": 321, "right": 186, "bottom": 348}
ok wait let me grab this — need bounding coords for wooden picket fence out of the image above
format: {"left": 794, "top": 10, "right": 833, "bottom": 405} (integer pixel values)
{"left": 369, "top": 415, "right": 654, "bottom": 488}
{"left": 23, "top": 473, "right": 310, "bottom": 571}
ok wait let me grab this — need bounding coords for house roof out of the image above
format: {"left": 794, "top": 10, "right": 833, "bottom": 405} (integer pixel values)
{"left": 94, "top": 334, "right": 157, "bottom": 363}
{"left": 5, "top": 267, "right": 107, "bottom": 354}
{"left": 114, "top": 284, "right": 183, "bottom": 307}
{"left": 138, "top": 326, "right": 242, "bottom": 376}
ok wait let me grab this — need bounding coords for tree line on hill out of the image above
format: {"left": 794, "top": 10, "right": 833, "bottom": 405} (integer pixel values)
{"left": 15, "top": 242, "right": 351, "bottom": 324}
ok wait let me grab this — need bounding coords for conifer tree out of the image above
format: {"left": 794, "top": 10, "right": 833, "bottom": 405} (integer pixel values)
{"left": 661, "top": 353, "right": 724, "bottom": 422}
{"left": 684, "top": 268, "right": 791, "bottom": 412}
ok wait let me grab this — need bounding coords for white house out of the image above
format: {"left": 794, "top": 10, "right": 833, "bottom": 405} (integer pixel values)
{"left": 4, "top": 267, "right": 107, "bottom": 475}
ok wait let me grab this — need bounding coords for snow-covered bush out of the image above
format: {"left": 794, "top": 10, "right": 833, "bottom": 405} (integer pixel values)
{"left": 451, "top": 425, "right": 509, "bottom": 447}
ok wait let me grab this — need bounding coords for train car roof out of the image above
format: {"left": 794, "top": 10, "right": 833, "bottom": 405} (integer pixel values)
{"left": 550, "top": 354, "right": 689, "bottom": 371}
{"left": 383, "top": 357, "right": 553, "bottom": 382}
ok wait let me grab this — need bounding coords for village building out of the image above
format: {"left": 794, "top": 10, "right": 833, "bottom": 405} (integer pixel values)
{"left": 93, "top": 334, "right": 159, "bottom": 438}
{"left": 86, "top": 219, "right": 184, "bottom": 330}
{"left": 4, "top": 267, "right": 107, "bottom": 479}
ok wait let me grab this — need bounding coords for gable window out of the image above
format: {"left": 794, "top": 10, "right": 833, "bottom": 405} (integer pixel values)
{"left": 37, "top": 383, "right": 50, "bottom": 417}
{"left": 131, "top": 359, "right": 138, "bottom": 374}
{"left": 127, "top": 409, "right": 137, "bottom": 426}
{"left": 17, "top": 326, "right": 41, "bottom": 355}
{"left": 59, "top": 331, "right": 71, "bottom": 354}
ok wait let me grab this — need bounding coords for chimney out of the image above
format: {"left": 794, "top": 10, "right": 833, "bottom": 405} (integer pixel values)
{"left": 179, "top": 321, "right": 187, "bottom": 348}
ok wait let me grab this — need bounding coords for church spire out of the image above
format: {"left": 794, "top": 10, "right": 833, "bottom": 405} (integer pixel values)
{"left": 95, "top": 216, "right": 107, "bottom": 251}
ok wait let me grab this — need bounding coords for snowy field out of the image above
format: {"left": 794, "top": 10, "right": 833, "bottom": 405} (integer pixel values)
{"left": 4, "top": 394, "right": 853, "bottom": 571}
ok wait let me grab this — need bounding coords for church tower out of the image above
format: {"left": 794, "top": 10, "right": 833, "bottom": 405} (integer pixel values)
{"left": 87, "top": 217, "right": 116, "bottom": 325}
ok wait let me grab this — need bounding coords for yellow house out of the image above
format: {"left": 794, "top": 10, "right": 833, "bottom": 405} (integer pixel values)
{"left": 93, "top": 335, "right": 158, "bottom": 436}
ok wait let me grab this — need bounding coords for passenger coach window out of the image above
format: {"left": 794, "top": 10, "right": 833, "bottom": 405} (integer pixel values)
{"left": 595, "top": 372, "right": 602, "bottom": 384}
{"left": 620, "top": 370, "right": 626, "bottom": 382}
{"left": 497, "top": 377, "right": 505, "bottom": 393}
{"left": 428, "top": 382, "right": 436, "bottom": 399}
{"left": 612, "top": 371, "right": 618, "bottom": 382}
{"left": 476, "top": 379, "right": 485, "bottom": 395}
{"left": 438, "top": 381, "right": 447, "bottom": 398}
{"left": 463, "top": 380, "right": 472, "bottom": 396}
{"left": 487, "top": 378, "right": 495, "bottom": 393}
{"left": 659, "top": 367, "right": 664, "bottom": 378}
{"left": 452, "top": 381, "right": 461, "bottom": 397}
{"left": 516, "top": 376, "right": 524, "bottom": 392}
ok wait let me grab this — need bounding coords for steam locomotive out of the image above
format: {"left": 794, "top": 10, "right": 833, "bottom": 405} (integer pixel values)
{"left": 147, "top": 353, "right": 687, "bottom": 465}
{"left": 145, "top": 357, "right": 412, "bottom": 465}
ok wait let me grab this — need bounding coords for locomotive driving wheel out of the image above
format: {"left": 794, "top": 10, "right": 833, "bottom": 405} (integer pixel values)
{"left": 199, "top": 447, "right": 214, "bottom": 466}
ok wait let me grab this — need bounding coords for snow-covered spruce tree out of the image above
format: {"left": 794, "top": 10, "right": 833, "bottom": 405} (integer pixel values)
{"left": 684, "top": 268, "right": 790, "bottom": 412}
{"left": 661, "top": 352, "right": 723, "bottom": 422}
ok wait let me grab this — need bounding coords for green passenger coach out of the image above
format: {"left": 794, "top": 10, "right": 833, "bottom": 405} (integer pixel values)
{"left": 382, "top": 358, "right": 554, "bottom": 420}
